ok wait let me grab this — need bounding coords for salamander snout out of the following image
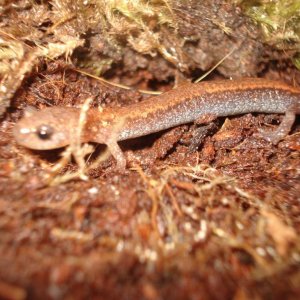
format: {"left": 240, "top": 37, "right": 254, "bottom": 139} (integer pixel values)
{"left": 13, "top": 107, "right": 76, "bottom": 150}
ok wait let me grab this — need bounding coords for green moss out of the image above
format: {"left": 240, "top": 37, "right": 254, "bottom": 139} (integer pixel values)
{"left": 293, "top": 54, "right": 300, "bottom": 69}
{"left": 47, "top": 0, "right": 182, "bottom": 72}
{"left": 235, "top": 0, "right": 300, "bottom": 68}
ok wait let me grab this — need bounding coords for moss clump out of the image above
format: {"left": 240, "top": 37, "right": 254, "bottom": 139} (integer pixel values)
{"left": 0, "top": 0, "right": 181, "bottom": 115}
{"left": 235, "top": 0, "right": 300, "bottom": 65}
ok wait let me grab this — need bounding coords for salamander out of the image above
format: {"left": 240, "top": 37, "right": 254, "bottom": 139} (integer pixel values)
{"left": 13, "top": 78, "right": 300, "bottom": 169}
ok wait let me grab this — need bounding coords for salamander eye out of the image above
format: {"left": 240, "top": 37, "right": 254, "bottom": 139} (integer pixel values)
{"left": 36, "top": 125, "right": 54, "bottom": 140}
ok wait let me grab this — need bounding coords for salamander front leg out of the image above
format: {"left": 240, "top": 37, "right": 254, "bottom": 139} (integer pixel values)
{"left": 256, "top": 108, "right": 296, "bottom": 144}
{"left": 107, "top": 140, "right": 126, "bottom": 170}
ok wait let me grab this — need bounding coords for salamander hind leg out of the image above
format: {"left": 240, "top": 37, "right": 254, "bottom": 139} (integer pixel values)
{"left": 107, "top": 139, "right": 127, "bottom": 171}
{"left": 256, "top": 105, "right": 297, "bottom": 144}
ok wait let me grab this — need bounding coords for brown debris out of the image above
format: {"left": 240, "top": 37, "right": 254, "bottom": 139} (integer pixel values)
{"left": 261, "top": 209, "right": 297, "bottom": 257}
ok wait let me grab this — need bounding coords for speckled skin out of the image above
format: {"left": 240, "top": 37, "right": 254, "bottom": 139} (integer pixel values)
{"left": 14, "top": 78, "right": 300, "bottom": 169}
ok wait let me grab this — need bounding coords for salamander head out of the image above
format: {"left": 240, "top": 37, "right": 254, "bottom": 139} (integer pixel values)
{"left": 13, "top": 107, "right": 80, "bottom": 150}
